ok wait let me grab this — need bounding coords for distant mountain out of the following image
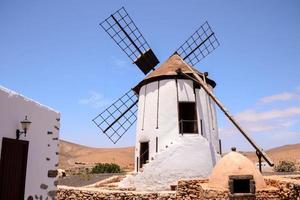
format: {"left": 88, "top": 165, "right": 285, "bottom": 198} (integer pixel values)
{"left": 59, "top": 140, "right": 134, "bottom": 170}
{"left": 59, "top": 139, "right": 300, "bottom": 170}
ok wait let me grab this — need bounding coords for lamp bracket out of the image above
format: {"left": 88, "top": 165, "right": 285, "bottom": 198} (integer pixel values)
{"left": 16, "top": 129, "right": 26, "bottom": 140}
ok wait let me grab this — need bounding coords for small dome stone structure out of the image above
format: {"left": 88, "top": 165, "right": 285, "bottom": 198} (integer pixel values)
{"left": 209, "top": 151, "right": 266, "bottom": 190}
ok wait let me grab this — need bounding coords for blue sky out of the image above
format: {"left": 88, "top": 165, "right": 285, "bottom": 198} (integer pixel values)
{"left": 1, "top": 0, "right": 299, "bottom": 152}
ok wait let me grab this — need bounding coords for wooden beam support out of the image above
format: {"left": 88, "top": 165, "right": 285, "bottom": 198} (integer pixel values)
{"left": 178, "top": 65, "right": 274, "bottom": 167}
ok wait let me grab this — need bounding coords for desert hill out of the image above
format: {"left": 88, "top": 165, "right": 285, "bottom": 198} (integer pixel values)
{"left": 241, "top": 143, "right": 300, "bottom": 165}
{"left": 59, "top": 140, "right": 134, "bottom": 170}
{"left": 59, "top": 139, "right": 300, "bottom": 170}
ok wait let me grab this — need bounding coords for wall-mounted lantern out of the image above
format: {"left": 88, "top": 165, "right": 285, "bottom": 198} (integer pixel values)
{"left": 16, "top": 116, "right": 32, "bottom": 140}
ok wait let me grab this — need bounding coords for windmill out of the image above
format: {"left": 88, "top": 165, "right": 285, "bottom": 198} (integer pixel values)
{"left": 93, "top": 7, "right": 273, "bottom": 175}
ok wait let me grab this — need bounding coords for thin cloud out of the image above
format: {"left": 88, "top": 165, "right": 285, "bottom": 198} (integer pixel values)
{"left": 259, "top": 86, "right": 300, "bottom": 104}
{"left": 280, "top": 119, "right": 298, "bottom": 128}
{"left": 220, "top": 118, "right": 297, "bottom": 136}
{"left": 270, "top": 131, "right": 298, "bottom": 141}
{"left": 259, "top": 92, "right": 297, "bottom": 104}
{"left": 78, "top": 91, "right": 110, "bottom": 109}
{"left": 244, "top": 119, "right": 297, "bottom": 133}
{"left": 244, "top": 122, "right": 277, "bottom": 132}
{"left": 236, "top": 107, "right": 300, "bottom": 122}
{"left": 220, "top": 86, "right": 300, "bottom": 150}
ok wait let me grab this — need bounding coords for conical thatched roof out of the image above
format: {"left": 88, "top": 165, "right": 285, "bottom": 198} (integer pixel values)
{"left": 133, "top": 54, "right": 216, "bottom": 93}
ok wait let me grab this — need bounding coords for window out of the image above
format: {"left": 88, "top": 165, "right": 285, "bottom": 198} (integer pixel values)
{"left": 178, "top": 102, "right": 198, "bottom": 134}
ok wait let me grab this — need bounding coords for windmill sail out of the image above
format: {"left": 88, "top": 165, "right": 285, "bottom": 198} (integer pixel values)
{"left": 100, "top": 7, "right": 159, "bottom": 75}
{"left": 176, "top": 21, "right": 220, "bottom": 66}
{"left": 92, "top": 89, "right": 138, "bottom": 144}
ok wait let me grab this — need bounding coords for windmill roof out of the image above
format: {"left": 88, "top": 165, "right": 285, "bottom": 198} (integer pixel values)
{"left": 133, "top": 54, "right": 216, "bottom": 93}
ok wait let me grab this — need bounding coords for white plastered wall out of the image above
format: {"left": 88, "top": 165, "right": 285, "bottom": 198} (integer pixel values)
{"left": 177, "top": 79, "right": 195, "bottom": 102}
{"left": 208, "top": 87, "right": 220, "bottom": 153}
{"left": 135, "top": 79, "right": 220, "bottom": 171}
{"left": 196, "top": 85, "right": 220, "bottom": 158}
{"left": 135, "top": 80, "right": 179, "bottom": 171}
{"left": 197, "top": 87, "right": 213, "bottom": 141}
{"left": 0, "top": 86, "right": 60, "bottom": 200}
{"left": 195, "top": 88, "right": 207, "bottom": 138}
{"left": 156, "top": 79, "right": 180, "bottom": 150}
{"left": 135, "top": 81, "right": 159, "bottom": 167}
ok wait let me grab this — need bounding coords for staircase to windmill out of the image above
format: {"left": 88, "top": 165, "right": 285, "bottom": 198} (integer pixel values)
{"left": 90, "top": 136, "right": 214, "bottom": 191}
{"left": 128, "top": 135, "right": 216, "bottom": 191}
{"left": 85, "top": 143, "right": 175, "bottom": 190}
{"left": 139, "top": 141, "right": 175, "bottom": 172}
{"left": 142, "top": 138, "right": 196, "bottom": 173}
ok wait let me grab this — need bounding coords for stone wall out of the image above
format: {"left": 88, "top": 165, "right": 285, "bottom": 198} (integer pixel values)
{"left": 57, "top": 186, "right": 176, "bottom": 200}
{"left": 57, "top": 176, "right": 300, "bottom": 200}
{"left": 176, "top": 179, "right": 207, "bottom": 199}
{"left": 264, "top": 176, "right": 300, "bottom": 200}
{"left": 176, "top": 177, "right": 300, "bottom": 200}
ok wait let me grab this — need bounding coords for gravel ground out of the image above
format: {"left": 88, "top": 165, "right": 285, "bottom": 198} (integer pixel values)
{"left": 58, "top": 173, "right": 125, "bottom": 187}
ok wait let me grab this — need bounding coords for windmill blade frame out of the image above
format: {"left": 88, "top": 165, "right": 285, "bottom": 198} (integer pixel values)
{"left": 92, "top": 89, "right": 138, "bottom": 144}
{"left": 100, "top": 7, "right": 159, "bottom": 75}
{"left": 176, "top": 21, "right": 220, "bottom": 66}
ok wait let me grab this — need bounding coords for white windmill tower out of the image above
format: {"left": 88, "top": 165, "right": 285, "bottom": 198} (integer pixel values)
{"left": 93, "top": 7, "right": 274, "bottom": 190}
{"left": 131, "top": 53, "right": 221, "bottom": 172}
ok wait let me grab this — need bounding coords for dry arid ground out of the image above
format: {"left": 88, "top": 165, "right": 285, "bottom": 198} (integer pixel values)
{"left": 241, "top": 143, "right": 300, "bottom": 167}
{"left": 59, "top": 139, "right": 300, "bottom": 171}
{"left": 59, "top": 140, "right": 134, "bottom": 170}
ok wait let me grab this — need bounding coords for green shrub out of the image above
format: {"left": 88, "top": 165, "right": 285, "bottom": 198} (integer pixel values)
{"left": 91, "top": 163, "right": 122, "bottom": 174}
{"left": 274, "top": 160, "right": 296, "bottom": 172}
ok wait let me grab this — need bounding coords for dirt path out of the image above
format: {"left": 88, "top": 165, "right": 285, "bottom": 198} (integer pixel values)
{"left": 58, "top": 173, "right": 125, "bottom": 187}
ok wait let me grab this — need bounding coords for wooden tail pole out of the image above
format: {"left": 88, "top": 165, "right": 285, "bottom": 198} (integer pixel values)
{"left": 256, "top": 150, "right": 263, "bottom": 172}
{"left": 179, "top": 64, "right": 274, "bottom": 167}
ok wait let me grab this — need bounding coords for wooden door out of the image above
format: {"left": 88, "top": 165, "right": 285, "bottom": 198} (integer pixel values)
{"left": 0, "top": 137, "right": 29, "bottom": 200}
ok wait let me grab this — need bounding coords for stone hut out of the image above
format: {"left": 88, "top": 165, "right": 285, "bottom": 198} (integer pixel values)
{"left": 207, "top": 150, "right": 266, "bottom": 198}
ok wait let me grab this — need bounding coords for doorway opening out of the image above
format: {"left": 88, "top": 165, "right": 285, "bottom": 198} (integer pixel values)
{"left": 178, "top": 102, "right": 198, "bottom": 134}
{"left": 233, "top": 179, "right": 250, "bottom": 193}
{"left": 229, "top": 175, "right": 255, "bottom": 196}
{"left": 139, "top": 142, "right": 149, "bottom": 168}
{"left": 0, "top": 137, "right": 29, "bottom": 200}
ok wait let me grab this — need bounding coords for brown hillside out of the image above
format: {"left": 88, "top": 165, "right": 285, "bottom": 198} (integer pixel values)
{"left": 59, "top": 139, "right": 300, "bottom": 170}
{"left": 59, "top": 140, "right": 134, "bottom": 170}
{"left": 241, "top": 143, "right": 300, "bottom": 165}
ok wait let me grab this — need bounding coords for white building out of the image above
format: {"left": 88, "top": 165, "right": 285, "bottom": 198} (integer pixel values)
{"left": 120, "top": 54, "right": 221, "bottom": 190}
{"left": 0, "top": 86, "right": 60, "bottom": 200}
